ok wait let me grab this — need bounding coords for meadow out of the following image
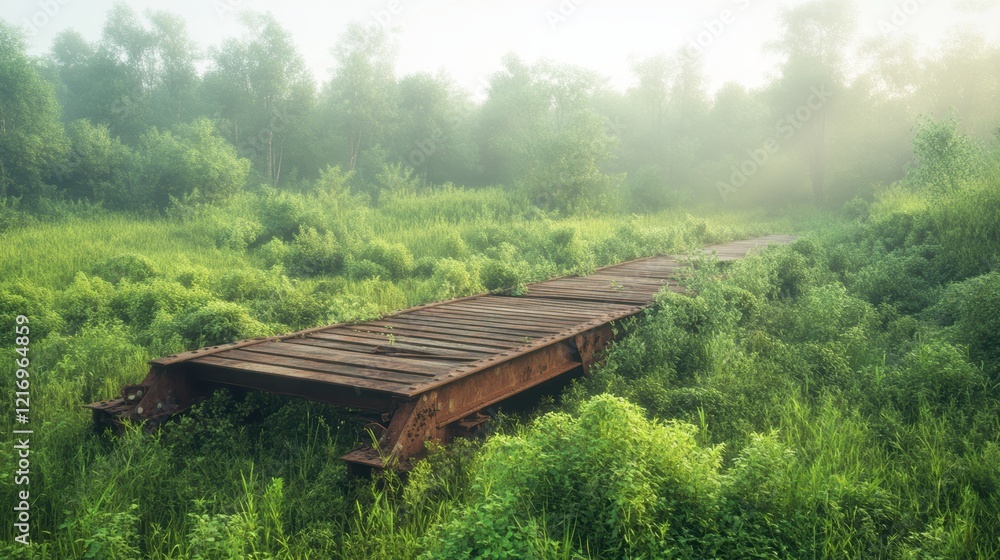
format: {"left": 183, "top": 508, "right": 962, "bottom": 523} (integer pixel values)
{"left": 0, "top": 133, "right": 998, "bottom": 557}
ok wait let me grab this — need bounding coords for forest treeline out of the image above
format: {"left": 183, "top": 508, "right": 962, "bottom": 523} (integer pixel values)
{"left": 3, "top": 1, "right": 1000, "bottom": 557}
{"left": 2, "top": 1, "right": 1000, "bottom": 216}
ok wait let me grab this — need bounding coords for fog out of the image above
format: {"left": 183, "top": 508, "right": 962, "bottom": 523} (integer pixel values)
{"left": 2, "top": 0, "right": 999, "bottom": 209}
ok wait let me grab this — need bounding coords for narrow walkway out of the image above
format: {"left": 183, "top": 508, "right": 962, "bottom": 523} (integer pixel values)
{"left": 87, "top": 234, "right": 795, "bottom": 469}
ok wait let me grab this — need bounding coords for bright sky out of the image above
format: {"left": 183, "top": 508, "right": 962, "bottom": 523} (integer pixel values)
{"left": 3, "top": 0, "right": 998, "bottom": 96}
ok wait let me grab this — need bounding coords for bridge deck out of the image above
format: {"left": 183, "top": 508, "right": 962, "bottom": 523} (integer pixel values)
{"left": 87, "top": 234, "right": 795, "bottom": 469}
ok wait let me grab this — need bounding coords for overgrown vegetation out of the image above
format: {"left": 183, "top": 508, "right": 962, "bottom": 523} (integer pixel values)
{"left": 2, "top": 0, "right": 1000, "bottom": 557}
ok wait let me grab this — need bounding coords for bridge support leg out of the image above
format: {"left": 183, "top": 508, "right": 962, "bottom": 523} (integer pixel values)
{"left": 85, "top": 365, "right": 206, "bottom": 431}
{"left": 342, "top": 335, "right": 590, "bottom": 471}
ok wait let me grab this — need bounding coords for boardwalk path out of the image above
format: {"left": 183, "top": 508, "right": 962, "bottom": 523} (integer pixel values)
{"left": 87, "top": 234, "right": 795, "bottom": 469}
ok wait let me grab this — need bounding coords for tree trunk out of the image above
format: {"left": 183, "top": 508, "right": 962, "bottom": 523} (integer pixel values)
{"left": 810, "top": 112, "right": 826, "bottom": 204}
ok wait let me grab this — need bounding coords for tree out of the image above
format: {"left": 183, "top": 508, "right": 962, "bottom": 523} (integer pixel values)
{"left": 97, "top": 118, "right": 250, "bottom": 211}
{"left": 766, "top": 0, "right": 857, "bottom": 203}
{"left": 58, "top": 119, "right": 132, "bottom": 201}
{"left": 50, "top": 5, "right": 202, "bottom": 142}
{"left": 324, "top": 22, "right": 398, "bottom": 172}
{"left": 628, "top": 53, "right": 672, "bottom": 139}
{"left": 203, "top": 12, "right": 315, "bottom": 185}
{"left": 0, "top": 21, "right": 67, "bottom": 199}
{"left": 527, "top": 111, "right": 622, "bottom": 214}
{"left": 621, "top": 51, "right": 709, "bottom": 201}
{"left": 392, "top": 71, "right": 481, "bottom": 185}
{"left": 477, "top": 55, "right": 606, "bottom": 188}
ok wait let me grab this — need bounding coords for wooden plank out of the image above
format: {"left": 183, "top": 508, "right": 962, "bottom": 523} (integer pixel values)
{"left": 379, "top": 317, "right": 559, "bottom": 341}
{"left": 217, "top": 348, "right": 436, "bottom": 384}
{"left": 516, "top": 293, "right": 651, "bottom": 305}
{"left": 237, "top": 342, "right": 458, "bottom": 375}
{"left": 412, "top": 307, "right": 592, "bottom": 324}
{"left": 285, "top": 336, "right": 487, "bottom": 360}
{"left": 191, "top": 355, "right": 417, "bottom": 393}
{"left": 317, "top": 329, "right": 514, "bottom": 354}
{"left": 526, "top": 285, "right": 660, "bottom": 297}
{"left": 353, "top": 322, "right": 537, "bottom": 346}
{"left": 377, "top": 316, "right": 559, "bottom": 338}
{"left": 473, "top": 296, "right": 638, "bottom": 314}
{"left": 339, "top": 326, "right": 523, "bottom": 351}
{"left": 435, "top": 301, "right": 613, "bottom": 320}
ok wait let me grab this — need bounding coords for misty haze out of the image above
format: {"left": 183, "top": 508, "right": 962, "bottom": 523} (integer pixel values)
{"left": 1, "top": 0, "right": 999, "bottom": 557}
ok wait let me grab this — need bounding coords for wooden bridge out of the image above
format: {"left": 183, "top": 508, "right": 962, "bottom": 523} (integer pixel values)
{"left": 86, "top": 235, "right": 795, "bottom": 470}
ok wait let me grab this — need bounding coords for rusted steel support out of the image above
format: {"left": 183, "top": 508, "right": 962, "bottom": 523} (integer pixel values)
{"left": 342, "top": 324, "right": 621, "bottom": 470}
{"left": 85, "top": 365, "right": 207, "bottom": 431}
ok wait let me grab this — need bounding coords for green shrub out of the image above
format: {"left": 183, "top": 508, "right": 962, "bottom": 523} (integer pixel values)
{"left": 423, "top": 395, "right": 724, "bottom": 558}
{"left": 952, "top": 271, "right": 1000, "bottom": 374}
{"left": 849, "top": 252, "right": 937, "bottom": 314}
{"left": 156, "top": 300, "right": 270, "bottom": 349}
{"left": 41, "top": 323, "right": 148, "bottom": 403}
{"left": 346, "top": 258, "right": 390, "bottom": 280}
{"left": 719, "top": 432, "right": 802, "bottom": 556}
{"left": 889, "top": 340, "right": 984, "bottom": 421}
{"left": 209, "top": 215, "right": 263, "bottom": 251}
{"left": 256, "top": 238, "right": 289, "bottom": 268}
{"left": 113, "top": 278, "right": 213, "bottom": 331}
{"left": 431, "top": 258, "right": 476, "bottom": 300}
{"left": 546, "top": 226, "right": 595, "bottom": 275}
{"left": 328, "top": 279, "right": 407, "bottom": 322}
{"left": 214, "top": 268, "right": 276, "bottom": 302}
{"left": 907, "top": 116, "right": 986, "bottom": 192}
{"left": 55, "top": 272, "right": 115, "bottom": 332}
{"left": 412, "top": 256, "right": 437, "bottom": 277}
{"left": 285, "top": 228, "right": 344, "bottom": 277}
{"left": 480, "top": 259, "right": 524, "bottom": 294}
{"left": 251, "top": 279, "right": 326, "bottom": 330}
{"left": 254, "top": 187, "right": 310, "bottom": 242}
{"left": 0, "top": 280, "right": 63, "bottom": 339}
{"left": 92, "top": 253, "right": 157, "bottom": 284}
{"left": 360, "top": 240, "right": 414, "bottom": 280}
{"left": 59, "top": 503, "right": 142, "bottom": 560}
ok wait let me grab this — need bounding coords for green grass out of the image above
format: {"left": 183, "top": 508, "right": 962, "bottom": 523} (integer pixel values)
{"left": 2, "top": 167, "right": 999, "bottom": 558}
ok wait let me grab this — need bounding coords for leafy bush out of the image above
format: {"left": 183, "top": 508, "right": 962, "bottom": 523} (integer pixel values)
{"left": 479, "top": 259, "right": 524, "bottom": 294}
{"left": 360, "top": 240, "right": 414, "bottom": 280}
{"left": 849, "top": 251, "right": 937, "bottom": 314}
{"left": 423, "top": 395, "right": 724, "bottom": 558}
{"left": 888, "top": 340, "right": 984, "bottom": 420}
{"left": 155, "top": 300, "right": 270, "bottom": 349}
{"left": 0, "top": 280, "right": 63, "bottom": 339}
{"left": 546, "top": 226, "right": 595, "bottom": 275}
{"left": 285, "top": 228, "right": 344, "bottom": 277}
{"left": 412, "top": 256, "right": 437, "bottom": 277}
{"left": 430, "top": 258, "right": 476, "bottom": 300}
{"left": 254, "top": 187, "right": 311, "bottom": 242}
{"left": 208, "top": 215, "right": 263, "bottom": 251}
{"left": 907, "top": 116, "right": 986, "bottom": 191}
{"left": 92, "top": 253, "right": 157, "bottom": 284}
{"left": 55, "top": 272, "right": 115, "bottom": 332}
{"left": 951, "top": 271, "right": 1000, "bottom": 374}
{"left": 346, "top": 258, "right": 390, "bottom": 281}
{"left": 58, "top": 119, "right": 132, "bottom": 202}
{"left": 113, "top": 278, "right": 212, "bottom": 331}
{"left": 41, "top": 323, "right": 148, "bottom": 403}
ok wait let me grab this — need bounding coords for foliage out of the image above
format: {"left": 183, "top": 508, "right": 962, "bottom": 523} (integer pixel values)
{"left": 0, "top": 22, "right": 68, "bottom": 200}
{"left": 908, "top": 116, "right": 986, "bottom": 191}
